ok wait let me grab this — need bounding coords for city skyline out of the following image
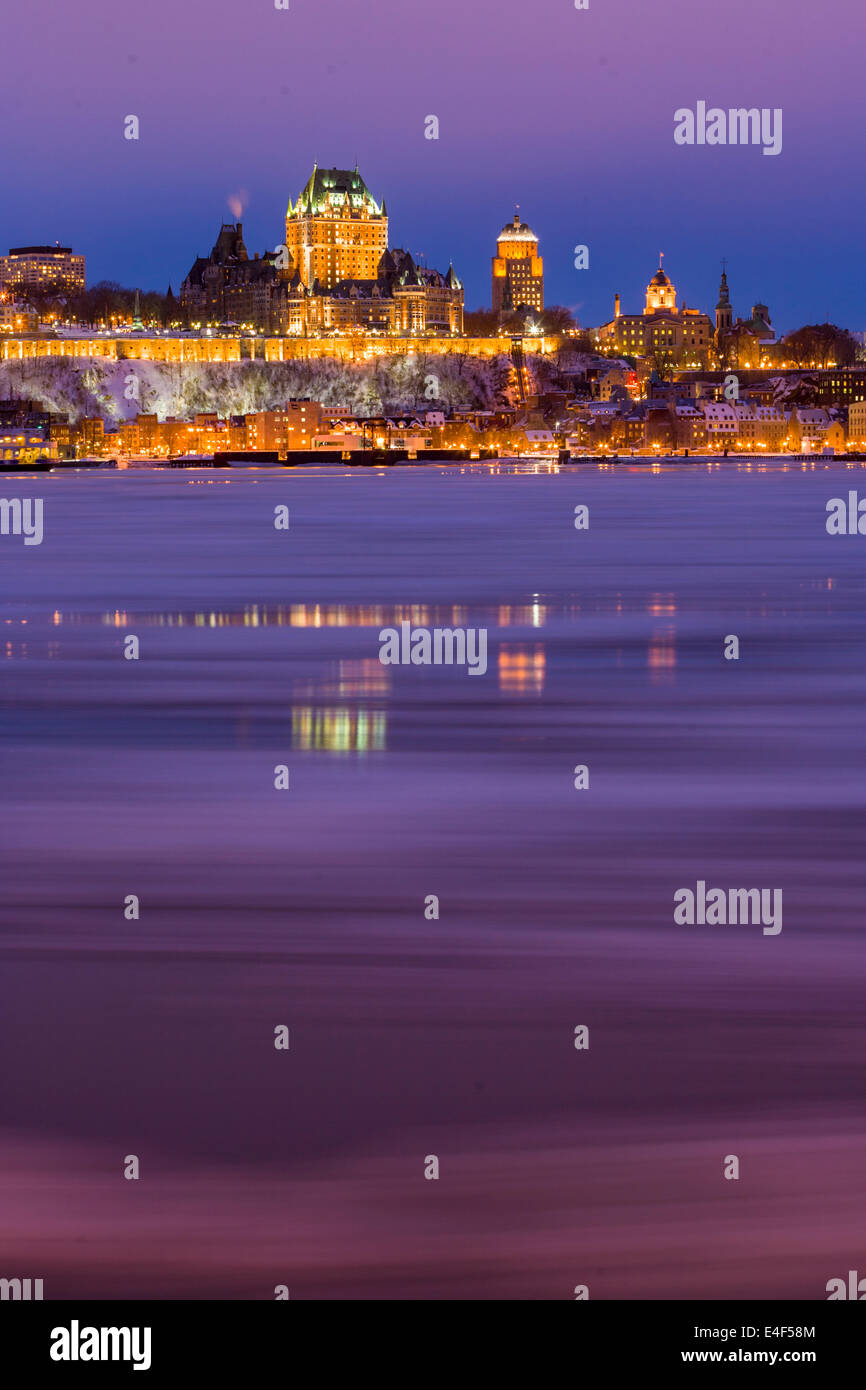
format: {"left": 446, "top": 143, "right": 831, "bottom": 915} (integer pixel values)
{"left": 1, "top": 0, "right": 864, "bottom": 331}
{"left": 1, "top": 186, "right": 859, "bottom": 345}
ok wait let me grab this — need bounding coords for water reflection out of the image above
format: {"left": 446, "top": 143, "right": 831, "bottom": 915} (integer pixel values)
{"left": 292, "top": 706, "right": 387, "bottom": 753}
{"left": 1, "top": 465, "right": 865, "bottom": 1301}
{"left": 498, "top": 644, "right": 546, "bottom": 694}
{"left": 647, "top": 593, "right": 677, "bottom": 616}
{"left": 647, "top": 626, "right": 677, "bottom": 683}
{"left": 497, "top": 602, "right": 548, "bottom": 628}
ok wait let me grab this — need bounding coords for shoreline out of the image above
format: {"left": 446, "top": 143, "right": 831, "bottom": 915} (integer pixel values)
{"left": 4, "top": 450, "right": 866, "bottom": 474}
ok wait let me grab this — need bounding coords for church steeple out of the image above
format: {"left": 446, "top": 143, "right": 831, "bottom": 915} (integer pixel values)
{"left": 715, "top": 259, "right": 733, "bottom": 336}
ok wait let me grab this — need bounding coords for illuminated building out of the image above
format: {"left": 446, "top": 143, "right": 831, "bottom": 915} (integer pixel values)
{"left": 594, "top": 257, "right": 713, "bottom": 368}
{"left": 492, "top": 210, "right": 544, "bottom": 318}
{"left": 0, "top": 426, "right": 54, "bottom": 463}
{"left": 0, "top": 297, "right": 38, "bottom": 332}
{"left": 732, "top": 402, "right": 786, "bottom": 451}
{"left": 285, "top": 165, "right": 388, "bottom": 290}
{"left": 304, "top": 248, "right": 463, "bottom": 336}
{"left": 785, "top": 407, "right": 842, "bottom": 453}
{"left": 848, "top": 399, "right": 866, "bottom": 447}
{"left": 180, "top": 223, "right": 288, "bottom": 333}
{"left": 181, "top": 167, "right": 463, "bottom": 336}
{"left": 0, "top": 245, "right": 85, "bottom": 295}
{"left": 0, "top": 398, "right": 59, "bottom": 462}
{"left": 82, "top": 402, "right": 327, "bottom": 459}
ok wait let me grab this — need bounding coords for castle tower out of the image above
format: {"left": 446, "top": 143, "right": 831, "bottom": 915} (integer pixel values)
{"left": 285, "top": 166, "right": 388, "bottom": 290}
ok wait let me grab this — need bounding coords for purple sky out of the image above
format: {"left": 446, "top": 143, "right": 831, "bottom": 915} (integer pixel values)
{"left": 3, "top": 0, "right": 864, "bottom": 333}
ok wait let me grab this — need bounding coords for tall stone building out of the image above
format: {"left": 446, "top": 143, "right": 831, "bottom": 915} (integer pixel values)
{"left": 285, "top": 165, "right": 388, "bottom": 291}
{"left": 180, "top": 223, "right": 287, "bottom": 332}
{"left": 181, "top": 165, "right": 463, "bottom": 336}
{"left": 492, "top": 211, "right": 544, "bottom": 318}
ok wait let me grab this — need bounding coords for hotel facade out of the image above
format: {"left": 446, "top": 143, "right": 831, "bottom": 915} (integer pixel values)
{"left": 181, "top": 165, "right": 463, "bottom": 336}
{"left": 0, "top": 245, "right": 85, "bottom": 295}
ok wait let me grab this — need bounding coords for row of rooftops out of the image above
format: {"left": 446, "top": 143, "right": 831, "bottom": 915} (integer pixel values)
{"left": 183, "top": 227, "right": 462, "bottom": 297}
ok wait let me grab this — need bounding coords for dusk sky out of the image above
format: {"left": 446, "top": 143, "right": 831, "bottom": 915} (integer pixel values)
{"left": 3, "top": 0, "right": 864, "bottom": 332}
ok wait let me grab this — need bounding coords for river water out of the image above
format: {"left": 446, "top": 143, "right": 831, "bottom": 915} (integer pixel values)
{"left": 1, "top": 459, "right": 863, "bottom": 1299}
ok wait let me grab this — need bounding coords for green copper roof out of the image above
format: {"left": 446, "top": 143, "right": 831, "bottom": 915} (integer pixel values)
{"left": 289, "top": 165, "right": 384, "bottom": 218}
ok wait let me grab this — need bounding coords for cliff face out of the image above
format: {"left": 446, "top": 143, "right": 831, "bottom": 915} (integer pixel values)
{"left": 0, "top": 352, "right": 515, "bottom": 424}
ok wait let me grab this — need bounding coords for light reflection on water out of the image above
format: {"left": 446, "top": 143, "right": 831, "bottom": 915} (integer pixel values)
{"left": 498, "top": 644, "right": 546, "bottom": 694}
{"left": 0, "top": 465, "right": 864, "bottom": 1299}
{"left": 292, "top": 706, "right": 388, "bottom": 753}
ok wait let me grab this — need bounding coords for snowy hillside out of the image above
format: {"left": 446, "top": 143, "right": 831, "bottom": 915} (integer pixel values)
{"left": 0, "top": 351, "right": 515, "bottom": 422}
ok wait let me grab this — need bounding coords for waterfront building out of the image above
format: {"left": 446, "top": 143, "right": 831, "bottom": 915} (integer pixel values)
{"left": 848, "top": 399, "right": 866, "bottom": 447}
{"left": 671, "top": 401, "right": 709, "bottom": 451}
{"left": 702, "top": 401, "right": 739, "bottom": 446}
{"left": 785, "top": 407, "right": 843, "bottom": 452}
{"left": 733, "top": 402, "right": 786, "bottom": 450}
{"left": 0, "top": 426, "right": 54, "bottom": 463}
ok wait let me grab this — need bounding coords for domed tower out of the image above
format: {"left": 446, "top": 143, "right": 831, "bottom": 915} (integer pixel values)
{"left": 645, "top": 255, "right": 676, "bottom": 314}
{"left": 492, "top": 208, "right": 544, "bottom": 318}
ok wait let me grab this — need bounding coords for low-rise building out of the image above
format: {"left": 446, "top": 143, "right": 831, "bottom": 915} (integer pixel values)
{"left": 848, "top": 399, "right": 866, "bottom": 448}
{"left": 786, "top": 407, "right": 833, "bottom": 452}
{"left": 734, "top": 403, "right": 786, "bottom": 451}
{"left": 703, "top": 401, "right": 739, "bottom": 446}
{"left": 0, "top": 299, "right": 38, "bottom": 332}
{"left": 0, "top": 426, "right": 55, "bottom": 463}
